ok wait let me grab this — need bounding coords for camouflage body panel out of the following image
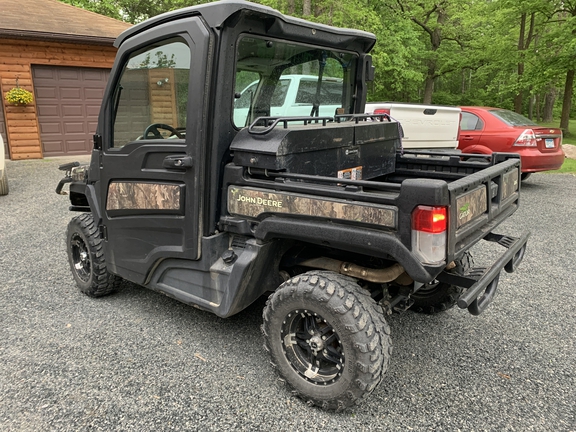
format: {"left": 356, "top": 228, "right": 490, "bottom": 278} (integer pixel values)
{"left": 502, "top": 168, "right": 519, "bottom": 201}
{"left": 70, "top": 165, "right": 88, "bottom": 182}
{"left": 228, "top": 187, "right": 396, "bottom": 228}
{"left": 456, "top": 186, "right": 487, "bottom": 228}
{"left": 106, "top": 182, "right": 181, "bottom": 210}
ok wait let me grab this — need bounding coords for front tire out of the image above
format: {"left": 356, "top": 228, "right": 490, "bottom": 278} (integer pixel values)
{"left": 66, "top": 213, "right": 121, "bottom": 297}
{"left": 410, "top": 252, "right": 473, "bottom": 314}
{"left": 262, "top": 271, "right": 391, "bottom": 411}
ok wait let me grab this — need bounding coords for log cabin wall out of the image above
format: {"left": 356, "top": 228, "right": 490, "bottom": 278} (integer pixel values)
{"left": 0, "top": 38, "right": 117, "bottom": 159}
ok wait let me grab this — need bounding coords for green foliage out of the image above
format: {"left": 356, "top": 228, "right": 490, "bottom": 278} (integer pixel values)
{"left": 58, "top": 0, "right": 212, "bottom": 23}
{"left": 58, "top": 0, "right": 576, "bottom": 119}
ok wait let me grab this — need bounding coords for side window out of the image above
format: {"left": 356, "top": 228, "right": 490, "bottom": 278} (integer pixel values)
{"left": 270, "top": 80, "right": 290, "bottom": 107}
{"left": 461, "top": 112, "right": 484, "bottom": 131}
{"left": 235, "top": 82, "right": 258, "bottom": 109}
{"left": 112, "top": 37, "right": 190, "bottom": 148}
{"left": 295, "top": 79, "right": 343, "bottom": 105}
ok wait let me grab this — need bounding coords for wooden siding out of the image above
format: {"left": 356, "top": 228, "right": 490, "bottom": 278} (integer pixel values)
{"left": 0, "top": 38, "right": 117, "bottom": 159}
{"left": 148, "top": 68, "right": 177, "bottom": 128}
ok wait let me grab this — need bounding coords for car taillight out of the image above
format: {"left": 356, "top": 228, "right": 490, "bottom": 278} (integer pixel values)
{"left": 412, "top": 206, "right": 447, "bottom": 264}
{"left": 374, "top": 108, "right": 391, "bottom": 115}
{"left": 513, "top": 129, "right": 537, "bottom": 147}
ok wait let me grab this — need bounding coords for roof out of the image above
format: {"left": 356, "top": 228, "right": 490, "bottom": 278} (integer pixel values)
{"left": 116, "top": 0, "right": 375, "bottom": 52}
{"left": 0, "top": 0, "right": 132, "bottom": 45}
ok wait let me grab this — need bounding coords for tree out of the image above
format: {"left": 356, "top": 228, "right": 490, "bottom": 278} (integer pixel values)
{"left": 58, "top": 0, "right": 212, "bottom": 23}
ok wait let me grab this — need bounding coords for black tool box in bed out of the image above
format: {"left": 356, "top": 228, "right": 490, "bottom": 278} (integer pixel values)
{"left": 230, "top": 117, "right": 400, "bottom": 180}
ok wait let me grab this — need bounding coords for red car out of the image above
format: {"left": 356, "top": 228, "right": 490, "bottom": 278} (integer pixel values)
{"left": 458, "top": 106, "right": 565, "bottom": 179}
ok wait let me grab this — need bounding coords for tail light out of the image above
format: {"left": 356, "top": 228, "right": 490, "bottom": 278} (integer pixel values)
{"left": 513, "top": 129, "right": 537, "bottom": 147}
{"left": 374, "top": 108, "right": 391, "bottom": 115}
{"left": 412, "top": 206, "right": 447, "bottom": 264}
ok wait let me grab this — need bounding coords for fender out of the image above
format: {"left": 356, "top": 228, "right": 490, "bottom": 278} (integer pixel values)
{"left": 460, "top": 145, "right": 493, "bottom": 155}
{"left": 253, "top": 216, "right": 444, "bottom": 283}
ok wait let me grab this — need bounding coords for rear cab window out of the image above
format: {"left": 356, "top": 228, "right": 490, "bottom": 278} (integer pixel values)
{"left": 233, "top": 36, "right": 357, "bottom": 128}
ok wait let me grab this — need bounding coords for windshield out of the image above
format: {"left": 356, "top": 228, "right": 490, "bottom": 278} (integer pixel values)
{"left": 233, "top": 36, "right": 357, "bottom": 128}
{"left": 489, "top": 109, "right": 538, "bottom": 126}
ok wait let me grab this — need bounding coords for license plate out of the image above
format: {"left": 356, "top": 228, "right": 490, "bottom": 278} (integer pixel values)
{"left": 545, "top": 138, "right": 555, "bottom": 148}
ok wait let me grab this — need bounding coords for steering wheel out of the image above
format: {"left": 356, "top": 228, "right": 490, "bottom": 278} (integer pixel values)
{"left": 143, "top": 123, "right": 184, "bottom": 140}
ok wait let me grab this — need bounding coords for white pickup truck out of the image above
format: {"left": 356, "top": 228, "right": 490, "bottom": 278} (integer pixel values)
{"left": 234, "top": 75, "right": 461, "bottom": 151}
{"left": 234, "top": 74, "right": 344, "bottom": 127}
{"left": 365, "top": 102, "right": 461, "bottom": 150}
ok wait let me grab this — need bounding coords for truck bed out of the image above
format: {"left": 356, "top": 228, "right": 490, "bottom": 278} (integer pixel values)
{"left": 222, "top": 149, "right": 521, "bottom": 278}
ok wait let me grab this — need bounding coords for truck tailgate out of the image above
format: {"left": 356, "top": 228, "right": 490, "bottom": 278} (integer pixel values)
{"left": 448, "top": 157, "right": 520, "bottom": 258}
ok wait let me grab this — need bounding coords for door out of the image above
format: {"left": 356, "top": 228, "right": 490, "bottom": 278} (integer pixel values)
{"left": 98, "top": 18, "right": 210, "bottom": 284}
{"left": 33, "top": 66, "right": 110, "bottom": 156}
{"left": 459, "top": 111, "right": 484, "bottom": 148}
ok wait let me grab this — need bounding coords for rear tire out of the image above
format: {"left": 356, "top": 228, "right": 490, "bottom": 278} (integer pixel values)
{"left": 262, "top": 271, "right": 391, "bottom": 411}
{"left": 0, "top": 170, "right": 8, "bottom": 196}
{"left": 66, "top": 213, "right": 121, "bottom": 297}
{"left": 521, "top": 173, "right": 531, "bottom": 181}
{"left": 410, "top": 253, "right": 473, "bottom": 314}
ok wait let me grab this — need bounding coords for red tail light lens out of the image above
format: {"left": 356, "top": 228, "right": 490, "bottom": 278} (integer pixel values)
{"left": 513, "top": 129, "right": 537, "bottom": 147}
{"left": 374, "top": 108, "right": 391, "bottom": 115}
{"left": 412, "top": 206, "right": 447, "bottom": 233}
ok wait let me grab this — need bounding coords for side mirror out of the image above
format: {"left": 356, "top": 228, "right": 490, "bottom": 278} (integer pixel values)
{"left": 363, "top": 55, "right": 375, "bottom": 82}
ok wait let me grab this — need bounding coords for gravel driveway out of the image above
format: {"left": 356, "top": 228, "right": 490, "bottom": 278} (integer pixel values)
{"left": 1, "top": 158, "right": 575, "bottom": 431}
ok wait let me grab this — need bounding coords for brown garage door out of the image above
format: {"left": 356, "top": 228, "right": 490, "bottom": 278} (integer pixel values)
{"left": 33, "top": 65, "right": 110, "bottom": 156}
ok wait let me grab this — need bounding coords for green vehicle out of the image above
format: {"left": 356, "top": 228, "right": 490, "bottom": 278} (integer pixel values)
{"left": 57, "top": 1, "right": 529, "bottom": 410}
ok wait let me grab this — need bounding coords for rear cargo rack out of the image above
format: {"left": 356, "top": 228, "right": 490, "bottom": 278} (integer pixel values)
{"left": 247, "top": 116, "right": 333, "bottom": 135}
{"left": 247, "top": 113, "right": 396, "bottom": 135}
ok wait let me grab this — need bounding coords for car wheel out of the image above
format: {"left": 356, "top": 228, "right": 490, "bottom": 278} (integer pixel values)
{"left": 0, "top": 169, "right": 8, "bottom": 196}
{"left": 262, "top": 271, "right": 391, "bottom": 411}
{"left": 410, "top": 252, "right": 473, "bottom": 314}
{"left": 66, "top": 213, "right": 121, "bottom": 297}
{"left": 521, "top": 173, "right": 531, "bottom": 181}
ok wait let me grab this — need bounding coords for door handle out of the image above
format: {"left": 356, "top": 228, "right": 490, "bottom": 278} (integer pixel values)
{"left": 163, "top": 155, "right": 193, "bottom": 170}
{"left": 462, "top": 136, "right": 475, "bottom": 141}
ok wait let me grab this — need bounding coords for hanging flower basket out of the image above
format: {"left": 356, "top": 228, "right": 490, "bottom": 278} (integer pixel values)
{"left": 5, "top": 87, "right": 34, "bottom": 106}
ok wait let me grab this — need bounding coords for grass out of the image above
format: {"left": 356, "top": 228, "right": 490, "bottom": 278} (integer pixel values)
{"left": 544, "top": 156, "right": 576, "bottom": 174}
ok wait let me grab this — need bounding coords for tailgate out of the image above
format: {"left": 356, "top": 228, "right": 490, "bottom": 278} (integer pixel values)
{"left": 390, "top": 104, "right": 461, "bottom": 149}
{"left": 447, "top": 156, "right": 521, "bottom": 259}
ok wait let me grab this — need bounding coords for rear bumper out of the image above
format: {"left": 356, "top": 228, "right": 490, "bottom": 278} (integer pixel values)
{"left": 518, "top": 147, "right": 565, "bottom": 172}
{"left": 437, "top": 231, "right": 530, "bottom": 315}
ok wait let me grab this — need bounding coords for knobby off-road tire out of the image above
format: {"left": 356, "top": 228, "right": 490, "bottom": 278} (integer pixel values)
{"left": 66, "top": 213, "right": 121, "bottom": 297}
{"left": 410, "top": 252, "right": 473, "bottom": 314}
{"left": 262, "top": 271, "right": 392, "bottom": 411}
{"left": 0, "top": 170, "right": 8, "bottom": 196}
